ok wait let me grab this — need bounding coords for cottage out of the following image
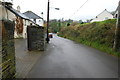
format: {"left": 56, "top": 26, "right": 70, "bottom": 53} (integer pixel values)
{"left": 91, "top": 9, "right": 114, "bottom": 22}
{"left": 0, "top": 1, "right": 38, "bottom": 38}
{"left": 6, "top": 6, "right": 36, "bottom": 38}
{"left": 23, "top": 11, "right": 43, "bottom": 26}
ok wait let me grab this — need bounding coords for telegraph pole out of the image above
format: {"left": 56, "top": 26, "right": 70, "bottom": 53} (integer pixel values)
{"left": 46, "top": 0, "right": 50, "bottom": 43}
{"left": 113, "top": 1, "right": 120, "bottom": 51}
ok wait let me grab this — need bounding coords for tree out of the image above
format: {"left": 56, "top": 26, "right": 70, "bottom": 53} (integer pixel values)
{"left": 79, "top": 20, "right": 83, "bottom": 24}
{"left": 49, "top": 19, "right": 60, "bottom": 33}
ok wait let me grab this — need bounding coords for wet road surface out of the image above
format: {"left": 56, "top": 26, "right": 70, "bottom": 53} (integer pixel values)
{"left": 15, "top": 39, "right": 42, "bottom": 78}
{"left": 26, "top": 34, "right": 118, "bottom": 78}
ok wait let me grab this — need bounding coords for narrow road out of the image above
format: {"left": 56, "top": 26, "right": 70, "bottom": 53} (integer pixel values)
{"left": 26, "top": 34, "right": 118, "bottom": 78}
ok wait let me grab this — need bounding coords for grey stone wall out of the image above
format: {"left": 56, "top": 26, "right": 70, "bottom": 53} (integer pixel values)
{"left": 0, "top": 20, "right": 2, "bottom": 79}
{"left": 0, "top": 20, "right": 16, "bottom": 79}
{"left": 27, "top": 26, "right": 45, "bottom": 51}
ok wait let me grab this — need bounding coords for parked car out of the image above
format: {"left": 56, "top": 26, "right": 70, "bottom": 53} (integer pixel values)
{"left": 49, "top": 33, "right": 53, "bottom": 38}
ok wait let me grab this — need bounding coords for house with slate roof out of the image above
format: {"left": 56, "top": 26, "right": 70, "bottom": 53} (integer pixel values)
{"left": 0, "top": 1, "right": 38, "bottom": 38}
{"left": 23, "top": 11, "right": 43, "bottom": 26}
{"left": 91, "top": 9, "right": 114, "bottom": 22}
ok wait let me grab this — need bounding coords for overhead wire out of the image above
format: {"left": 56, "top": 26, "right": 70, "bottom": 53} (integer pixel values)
{"left": 69, "top": 0, "right": 89, "bottom": 19}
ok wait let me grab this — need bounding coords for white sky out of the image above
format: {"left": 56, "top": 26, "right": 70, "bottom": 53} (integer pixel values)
{"left": 13, "top": 0, "right": 119, "bottom": 21}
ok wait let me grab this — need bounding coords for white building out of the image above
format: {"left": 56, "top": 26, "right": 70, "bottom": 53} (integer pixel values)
{"left": 23, "top": 11, "right": 43, "bottom": 26}
{"left": 91, "top": 9, "right": 114, "bottom": 22}
{"left": 0, "top": 1, "right": 37, "bottom": 38}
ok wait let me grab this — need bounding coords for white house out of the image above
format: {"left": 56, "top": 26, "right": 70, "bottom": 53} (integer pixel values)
{"left": 0, "top": 1, "right": 37, "bottom": 38}
{"left": 91, "top": 9, "right": 114, "bottom": 22}
{"left": 23, "top": 11, "right": 44, "bottom": 26}
{"left": 12, "top": 6, "right": 37, "bottom": 38}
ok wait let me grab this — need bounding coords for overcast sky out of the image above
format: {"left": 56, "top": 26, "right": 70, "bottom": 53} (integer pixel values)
{"left": 13, "top": 0, "right": 119, "bottom": 21}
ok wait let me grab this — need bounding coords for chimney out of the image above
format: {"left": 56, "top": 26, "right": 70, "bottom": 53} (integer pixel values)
{"left": 1, "top": 0, "right": 13, "bottom": 8}
{"left": 17, "top": 5, "right": 20, "bottom": 12}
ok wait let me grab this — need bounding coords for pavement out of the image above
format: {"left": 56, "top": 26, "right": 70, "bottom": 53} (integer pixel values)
{"left": 26, "top": 34, "right": 118, "bottom": 78}
{"left": 15, "top": 39, "right": 43, "bottom": 78}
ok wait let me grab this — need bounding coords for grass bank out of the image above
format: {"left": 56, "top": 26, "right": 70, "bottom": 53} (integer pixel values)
{"left": 58, "top": 19, "right": 120, "bottom": 57}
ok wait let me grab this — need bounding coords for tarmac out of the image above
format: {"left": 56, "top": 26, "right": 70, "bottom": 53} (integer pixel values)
{"left": 15, "top": 36, "right": 118, "bottom": 78}
{"left": 27, "top": 35, "right": 118, "bottom": 78}
{"left": 15, "top": 39, "right": 43, "bottom": 78}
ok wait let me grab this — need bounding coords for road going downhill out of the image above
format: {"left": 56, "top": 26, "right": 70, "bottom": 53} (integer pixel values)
{"left": 26, "top": 34, "right": 118, "bottom": 78}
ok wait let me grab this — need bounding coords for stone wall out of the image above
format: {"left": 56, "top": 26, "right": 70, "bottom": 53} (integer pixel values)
{"left": 0, "top": 20, "right": 16, "bottom": 79}
{"left": 27, "top": 26, "right": 45, "bottom": 51}
{"left": 0, "top": 20, "right": 2, "bottom": 79}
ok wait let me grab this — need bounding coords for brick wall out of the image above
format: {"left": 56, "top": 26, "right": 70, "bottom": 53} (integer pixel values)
{"left": 0, "top": 20, "right": 16, "bottom": 79}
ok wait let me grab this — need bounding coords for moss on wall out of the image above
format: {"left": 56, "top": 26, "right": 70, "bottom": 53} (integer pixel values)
{"left": 1, "top": 20, "right": 16, "bottom": 79}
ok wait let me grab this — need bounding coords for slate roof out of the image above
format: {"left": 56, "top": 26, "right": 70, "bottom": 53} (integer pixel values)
{"left": 1, "top": 3, "right": 42, "bottom": 26}
{"left": 96, "top": 9, "right": 113, "bottom": 17}
{"left": 5, "top": 5, "right": 30, "bottom": 20}
{"left": 23, "top": 11, "right": 43, "bottom": 19}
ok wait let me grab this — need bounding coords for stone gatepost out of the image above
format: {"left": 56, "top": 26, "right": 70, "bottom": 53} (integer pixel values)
{"left": 0, "top": 20, "right": 16, "bottom": 79}
{"left": 27, "top": 26, "right": 45, "bottom": 51}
